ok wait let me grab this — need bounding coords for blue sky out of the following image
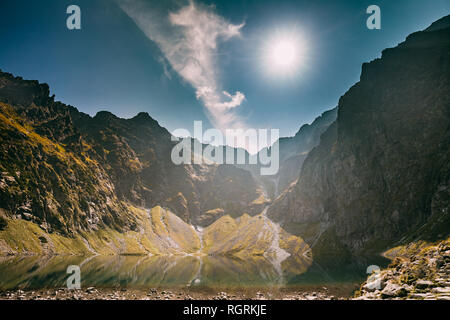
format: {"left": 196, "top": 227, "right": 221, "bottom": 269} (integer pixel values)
{"left": 0, "top": 0, "right": 449, "bottom": 139}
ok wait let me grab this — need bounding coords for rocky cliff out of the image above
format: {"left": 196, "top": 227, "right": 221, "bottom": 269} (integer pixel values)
{"left": 237, "top": 108, "right": 336, "bottom": 200}
{"left": 0, "top": 70, "right": 266, "bottom": 238}
{"left": 268, "top": 15, "right": 450, "bottom": 265}
{"left": 269, "top": 108, "right": 337, "bottom": 197}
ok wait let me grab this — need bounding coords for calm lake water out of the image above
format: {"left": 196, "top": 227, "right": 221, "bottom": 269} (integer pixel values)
{"left": 0, "top": 254, "right": 389, "bottom": 291}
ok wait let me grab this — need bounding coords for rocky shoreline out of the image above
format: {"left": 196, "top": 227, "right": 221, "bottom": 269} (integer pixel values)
{"left": 355, "top": 240, "right": 450, "bottom": 300}
{"left": 0, "top": 287, "right": 346, "bottom": 300}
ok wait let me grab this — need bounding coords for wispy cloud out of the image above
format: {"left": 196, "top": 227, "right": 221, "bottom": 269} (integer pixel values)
{"left": 118, "top": 0, "right": 246, "bottom": 130}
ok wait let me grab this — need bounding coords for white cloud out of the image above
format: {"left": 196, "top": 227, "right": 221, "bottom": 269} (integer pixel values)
{"left": 118, "top": 0, "right": 246, "bottom": 130}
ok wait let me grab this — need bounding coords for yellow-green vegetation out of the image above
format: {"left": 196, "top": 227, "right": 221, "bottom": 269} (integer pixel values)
{"left": 0, "top": 103, "right": 83, "bottom": 167}
{"left": 0, "top": 102, "right": 134, "bottom": 236}
{"left": 0, "top": 205, "right": 201, "bottom": 256}
{"left": 383, "top": 237, "right": 450, "bottom": 286}
{"left": 250, "top": 194, "right": 269, "bottom": 206}
{"left": 203, "top": 213, "right": 310, "bottom": 260}
{"left": 0, "top": 217, "right": 92, "bottom": 255}
{"left": 383, "top": 239, "right": 446, "bottom": 260}
{"left": 355, "top": 237, "right": 450, "bottom": 299}
{"left": 202, "top": 208, "right": 225, "bottom": 221}
{"left": 0, "top": 202, "right": 311, "bottom": 267}
{"left": 279, "top": 229, "right": 310, "bottom": 257}
{"left": 127, "top": 158, "right": 142, "bottom": 172}
{"left": 202, "top": 215, "right": 238, "bottom": 251}
{"left": 203, "top": 214, "right": 270, "bottom": 257}
{"left": 146, "top": 206, "right": 201, "bottom": 255}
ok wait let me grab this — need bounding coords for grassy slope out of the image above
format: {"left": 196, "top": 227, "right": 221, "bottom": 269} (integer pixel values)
{"left": 0, "top": 102, "right": 309, "bottom": 261}
{"left": 0, "top": 206, "right": 201, "bottom": 256}
{"left": 203, "top": 213, "right": 311, "bottom": 258}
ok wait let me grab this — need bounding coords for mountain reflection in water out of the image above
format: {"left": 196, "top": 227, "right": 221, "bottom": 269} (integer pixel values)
{"left": 0, "top": 254, "right": 314, "bottom": 290}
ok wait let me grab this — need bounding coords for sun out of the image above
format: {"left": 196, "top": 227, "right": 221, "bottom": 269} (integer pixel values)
{"left": 269, "top": 39, "right": 298, "bottom": 68}
{"left": 263, "top": 30, "right": 307, "bottom": 77}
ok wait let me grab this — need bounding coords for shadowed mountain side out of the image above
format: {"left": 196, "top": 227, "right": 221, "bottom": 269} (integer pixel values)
{"left": 233, "top": 108, "right": 337, "bottom": 199}
{"left": 268, "top": 15, "right": 450, "bottom": 265}
{"left": 0, "top": 72, "right": 266, "bottom": 231}
{"left": 264, "top": 108, "right": 337, "bottom": 197}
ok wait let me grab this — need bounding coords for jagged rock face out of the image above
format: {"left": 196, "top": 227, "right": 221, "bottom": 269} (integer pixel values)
{"left": 239, "top": 108, "right": 336, "bottom": 198}
{"left": 268, "top": 16, "right": 450, "bottom": 262}
{"left": 80, "top": 109, "right": 262, "bottom": 226}
{"left": 0, "top": 102, "right": 133, "bottom": 236}
{"left": 0, "top": 70, "right": 263, "bottom": 235}
{"left": 273, "top": 108, "right": 337, "bottom": 195}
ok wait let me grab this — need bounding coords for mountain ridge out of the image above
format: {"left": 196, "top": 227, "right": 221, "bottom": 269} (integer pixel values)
{"left": 268, "top": 16, "right": 450, "bottom": 265}
{"left": 0, "top": 70, "right": 267, "bottom": 236}
{"left": 1, "top": 15, "right": 449, "bottom": 266}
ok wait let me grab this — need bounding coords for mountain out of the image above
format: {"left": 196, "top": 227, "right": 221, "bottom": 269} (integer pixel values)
{"left": 0, "top": 68, "right": 311, "bottom": 263}
{"left": 264, "top": 108, "right": 337, "bottom": 197}
{"left": 0, "top": 202, "right": 309, "bottom": 261}
{"left": 234, "top": 108, "right": 337, "bottom": 200}
{"left": 0, "top": 71, "right": 269, "bottom": 239}
{"left": 1, "top": 15, "right": 449, "bottom": 271}
{"left": 268, "top": 15, "right": 450, "bottom": 265}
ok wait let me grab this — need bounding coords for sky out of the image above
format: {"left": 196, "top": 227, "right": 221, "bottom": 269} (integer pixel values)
{"left": 0, "top": 0, "right": 449, "bottom": 148}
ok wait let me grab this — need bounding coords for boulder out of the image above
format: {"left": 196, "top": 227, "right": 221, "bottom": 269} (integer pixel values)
{"left": 381, "top": 283, "right": 408, "bottom": 298}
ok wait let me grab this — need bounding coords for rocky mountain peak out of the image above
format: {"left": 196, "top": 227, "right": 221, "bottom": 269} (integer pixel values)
{"left": 94, "top": 110, "right": 118, "bottom": 121}
{"left": 0, "top": 70, "right": 52, "bottom": 107}
{"left": 130, "top": 111, "right": 160, "bottom": 127}
{"left": 268, "top": 15, "right": 450, "bottom": 266}
{"left": 425, "top": 14, "right": 450, "bottom": 32}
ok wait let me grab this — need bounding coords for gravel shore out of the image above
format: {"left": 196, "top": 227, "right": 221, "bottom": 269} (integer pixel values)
{"left": 0, "top": 286, "right": 348, "bottom": 300}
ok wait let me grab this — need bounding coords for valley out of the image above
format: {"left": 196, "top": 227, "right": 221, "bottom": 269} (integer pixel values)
{"left": 0, "top": 14, "right": 449, "bottom": 300}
